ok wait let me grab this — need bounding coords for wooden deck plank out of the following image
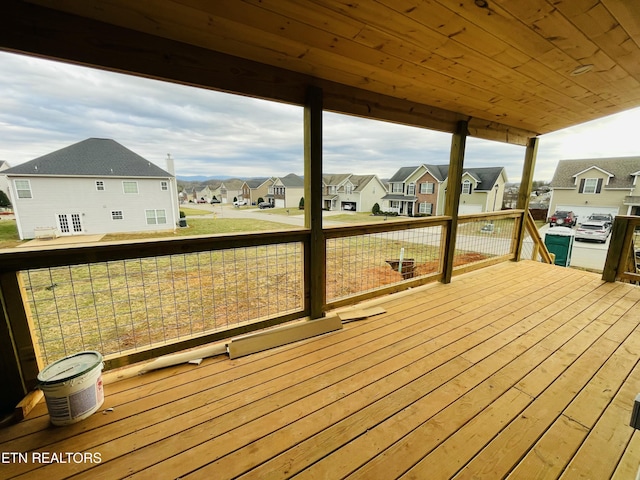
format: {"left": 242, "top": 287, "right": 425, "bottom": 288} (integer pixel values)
{"left": 120, "top": 266, "right": 556, "bottom": 480}
{"left": 505, "top": 299, "right": 640, "bottom": 479}
{"left": 265, "top": 273, "right": 601, "bottom": 480}
{"left": 447, "top": 285, "right": 640, "bottom": 479}
{"left": 2, "top": 261, "right": 528, "bottom": 446}
{"left": 3, "top": 262, "right": 538, "bottom": 478}
{"left": 2, "top": 261, "right": 640, "bottom": 480}
{"left": 340, "top": 276, "right": 615, "bottom": 480}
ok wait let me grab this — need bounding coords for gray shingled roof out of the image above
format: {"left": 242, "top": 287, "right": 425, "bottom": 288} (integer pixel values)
{"left": 387, "top": 164, "right": 505, "bottom": 191}
{"left": 3, "top": 138, "right": 172, "bottom": 177}
{"left": 388, "top": 166, "right": 421, "bottom": 183}
{"left": 323, "top": 173, "right": 352, "bottom": 186}
{"left": 461, "top": 167, "right": 506, "bottom": 192}
{"left": 550, "top": 157, "right": 640, "bottom": 189}
{"left": 280, "top": 173, "right": 304, "bottom": 187}
{"left": 349, "top": 174, "right": 376, "bottom": 191}
{"left": 422, "top": 164, "right": 449, "bottom": 182}
{"left": 244, "top": 178, "right": 271, "bottom": 188}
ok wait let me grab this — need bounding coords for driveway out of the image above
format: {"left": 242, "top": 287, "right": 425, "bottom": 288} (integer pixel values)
{"left": 539, "top": 224, "right": 608, "bottom": 272}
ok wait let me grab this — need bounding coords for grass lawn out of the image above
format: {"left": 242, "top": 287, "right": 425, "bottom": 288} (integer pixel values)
{"left": 178, "top": 207, "right": 213, "bottom": 216}
{"left": 0, "top": 220, "right": 23, "bottom": 249}
{"left": 102, "top": 217, "right": 293, "bottom": 241}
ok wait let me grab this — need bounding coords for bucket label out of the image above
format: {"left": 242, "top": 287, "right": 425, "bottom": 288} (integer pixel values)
{"left": 44, "top": 396, "right": 71, "bottom": 421}
{"left": 69, "top": 385, "right": 97, "bottom": 419}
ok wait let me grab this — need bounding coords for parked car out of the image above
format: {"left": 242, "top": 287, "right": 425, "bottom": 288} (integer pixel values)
{"left": 586, "top": 213, "right": 613, "bottom": 226}
{"left": 258, "top": 201, "right": 274, "bottom": 209}
{"left": 233, "top": 199, "right": 247, "bottom": 206}
{"left": 549, "top": 210, "right": 577, "bottom": 227}
{"left": 575, "top": 221, "right": 611, "bottom": 243}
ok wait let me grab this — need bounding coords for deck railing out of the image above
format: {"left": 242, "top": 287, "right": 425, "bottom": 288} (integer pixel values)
{"left": 0, "top": 209, "right": 546, "bottom": 399}
{"left": 602, "top": 216, "right": 640, "bottom": 284}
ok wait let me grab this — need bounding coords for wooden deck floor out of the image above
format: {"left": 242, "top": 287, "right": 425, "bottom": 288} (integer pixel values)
{"left": 3, "top": 260, "right": 640, "bottom": 479}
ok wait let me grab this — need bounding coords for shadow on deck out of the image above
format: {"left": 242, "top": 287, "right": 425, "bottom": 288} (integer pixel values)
{"left": 2, "top": 260, "right": 640, "bottom": 479}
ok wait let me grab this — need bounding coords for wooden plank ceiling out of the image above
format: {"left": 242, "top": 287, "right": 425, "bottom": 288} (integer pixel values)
{"left": 4, "top": 0, "right": 640, "bottom": 145}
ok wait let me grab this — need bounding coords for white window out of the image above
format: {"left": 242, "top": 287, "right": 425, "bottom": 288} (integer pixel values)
{"left": 329, "top": 186, "right": 336, "bottom": 194}
{"left": 96, "top": 180, "right": 105, "bottom": 191}
{"left": 15, "top": 179, "right": 32, "bottom": 198}
{"left": 146, "top": 209, "right": 167, "bottom": 225}
{"left": 419, "top": 202, "right": 433, "bottom": 214}
{"left": 391, "top": 183, "right": 403, "bottom": 193}
{"left": 345, "top": 184, "right": 352, "bottom": 194}
{"left": 123, "top": 181, "right": 138, "bottom": 194}
{"left": 420, "top": 182, "right": 434, "bottom": 194}
{"left": 462, "top": 180, "right": 472, "bottom": 194}
{"left": 111, "top": 211, "right": 123, "bottom": 220}
{"left": 407, "top": 183, "right": 415, "bottom": 195}
{"left": 160, "top": 181, "right": 168, "bottom": 191}
{"left": 582, "top": 178, "right": 599, "bottom": 194}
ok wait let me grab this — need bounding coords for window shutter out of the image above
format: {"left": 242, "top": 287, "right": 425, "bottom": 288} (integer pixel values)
{"left": 579, "top": 178, "right": 585, "bottom": 193}
{"left": 596, "top": 178, "right": 603, "bottom": 193}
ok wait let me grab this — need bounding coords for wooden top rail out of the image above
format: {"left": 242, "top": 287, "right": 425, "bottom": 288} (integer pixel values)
{"left": 0, "top": 228, "right": 310, "bottom": 272}
{"left": 323, "top": 215, "right": 451, "bottom": 239}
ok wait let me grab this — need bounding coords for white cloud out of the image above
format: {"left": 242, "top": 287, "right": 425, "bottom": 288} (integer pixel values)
{"left": 2, "top": 51, "right": 639, "bottom": 184}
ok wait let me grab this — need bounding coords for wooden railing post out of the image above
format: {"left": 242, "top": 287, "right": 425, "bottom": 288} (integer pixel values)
{"left": 442, "top": 120, "right": 467, "bottom": 283}
{"left": 0, "top": 272, "right": 41, "bottom": 414}
{"left": 514, "top": 137, "right": 539, "bottom": 261}
{"left": 603, "top": 216, "right": 630, "bottom": 282}
{"left": 304, "top": 85, "right": 325, "bottom": 319}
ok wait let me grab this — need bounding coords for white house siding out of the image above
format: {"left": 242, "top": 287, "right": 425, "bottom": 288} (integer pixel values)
{"left": 9, "top": 175, "right": 177, "bottom": 239}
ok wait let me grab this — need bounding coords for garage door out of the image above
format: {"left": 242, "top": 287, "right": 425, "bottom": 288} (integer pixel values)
{"left": 556, "top": 205, "right": 619, "bottom": 224}
{"left": 275, "top": 199, "right": 285, "bottom": 208}
{"left": 459, "top": 204, "right": 483, "bottom": 214}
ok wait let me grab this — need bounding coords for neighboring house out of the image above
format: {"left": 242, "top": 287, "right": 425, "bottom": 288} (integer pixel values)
{"left": 383, "top": 165, "right": 507, "bottom": 216}
{"left": 220, "top": 178, "right": 244, "bottom": 204}
{"left": 322, "top": 173, "right": 387, "bottom": 212}
{"left": 0, "top": 160, "right": 10, "bottom": 204}
{"left": 196, "top": 185, "right": 215, "bottom": 203}
{"left": 0, "top": 160, "right": 10, "bottom": 196}
{"left": 3, "top": 138, "right": 178, "bottom": 239}
{"left": 273, "top": 173, "right": 304, "bottom": 208}
{"left": 549, "top": 157, "right": 640, "bottom": 221}
{"left": 454, "top": 167, "right": 507, "bottom": 215}
{"left": 243, "top": 177, "right": 274, "bottom": 205}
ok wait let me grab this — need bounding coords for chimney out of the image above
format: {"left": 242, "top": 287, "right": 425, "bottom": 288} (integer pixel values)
{"left": 166, "top": 153, "right": 175, "bottom": 176}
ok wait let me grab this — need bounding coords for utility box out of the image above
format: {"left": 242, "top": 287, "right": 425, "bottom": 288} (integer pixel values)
{"left": 544, "top": 226, "right": 575, "bottom": 267}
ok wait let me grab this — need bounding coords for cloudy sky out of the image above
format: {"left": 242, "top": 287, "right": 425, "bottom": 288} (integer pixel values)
{"left": 1, "top": 50, "right": 639, "bottom": 183}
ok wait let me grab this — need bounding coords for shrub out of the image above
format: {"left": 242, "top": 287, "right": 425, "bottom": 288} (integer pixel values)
{"left": 372, "top": 203, "right": 380, "bottom": 215}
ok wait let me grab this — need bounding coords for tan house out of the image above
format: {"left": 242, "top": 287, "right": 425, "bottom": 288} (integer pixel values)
{"left": 242, "top": 177, "right": 274, "bottom": 206}
{"left": 322, "top": 173, "right": 387, "bottom": 212}
{"left": 220, "top": 179, "right": 245, "bottom": 204}
{"left": 273, "top": 173, "right": 304, "bottom": 208}
{"left": 549, "top": 157, "right": 640, "bottom": 221}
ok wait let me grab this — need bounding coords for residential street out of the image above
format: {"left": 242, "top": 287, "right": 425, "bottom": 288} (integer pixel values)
{"left": 187, "top": 204, "right": 610, "bottom": 272}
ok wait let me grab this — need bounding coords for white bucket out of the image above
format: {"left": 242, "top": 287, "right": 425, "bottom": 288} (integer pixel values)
{"left": 37, "top": 351, "right": 104, "bottom": 426}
